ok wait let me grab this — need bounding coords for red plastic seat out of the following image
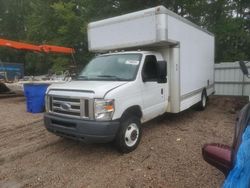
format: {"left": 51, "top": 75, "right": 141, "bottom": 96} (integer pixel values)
{"left": 202, "top": 143, "right": 232, "bottom": 176}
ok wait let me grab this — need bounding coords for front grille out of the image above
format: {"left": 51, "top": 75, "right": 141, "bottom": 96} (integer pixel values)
{"left": 48, "top": 95, "right": 92, "bottom": 119}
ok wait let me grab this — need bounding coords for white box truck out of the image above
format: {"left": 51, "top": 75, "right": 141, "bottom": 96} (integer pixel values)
{"left": 44, "top": 6, "right": 215, "bottom": 153}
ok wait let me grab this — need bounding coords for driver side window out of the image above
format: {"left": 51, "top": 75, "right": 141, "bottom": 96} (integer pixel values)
{"left": 142, "top": 55, "right": 157, "bottom": 82}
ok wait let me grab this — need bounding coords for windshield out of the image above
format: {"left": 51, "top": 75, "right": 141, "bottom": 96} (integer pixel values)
{"left": 77, "top": 53, "right": 142, "bottom": 81}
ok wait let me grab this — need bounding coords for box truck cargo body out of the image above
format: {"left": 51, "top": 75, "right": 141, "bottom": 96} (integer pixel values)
{"left": 44, "top": 6, "right": 215, "bottom": 153}
{"left": 88, "top": 6, "right": 215, "bottom": 113}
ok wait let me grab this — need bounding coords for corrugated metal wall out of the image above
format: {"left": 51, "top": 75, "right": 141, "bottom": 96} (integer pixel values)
{"left": 215, "top": 62, "right": 250, "bottom": 96}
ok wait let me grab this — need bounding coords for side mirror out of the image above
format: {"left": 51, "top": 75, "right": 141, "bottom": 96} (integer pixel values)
{"left": 141, "top": 72, "right": 147, "bottom": 82}
{"left": 157, "top": 61, "right": 167, "bottom": 83}
{"left": 239, "top": 61, "right": 249, "bottom": 77}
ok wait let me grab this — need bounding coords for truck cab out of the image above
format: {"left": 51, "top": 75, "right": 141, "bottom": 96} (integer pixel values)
{"left": 44, "top": 51, "right": 168, "bottom": 152}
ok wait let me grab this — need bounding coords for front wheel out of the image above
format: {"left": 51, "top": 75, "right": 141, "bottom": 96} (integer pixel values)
{"left": 115, "top": 116, "right": 142, "bottom": 153}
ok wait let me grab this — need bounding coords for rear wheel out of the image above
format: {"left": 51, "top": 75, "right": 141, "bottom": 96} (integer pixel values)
{"left": 115, "top": 116, "right": 141, "bottom": 153}
{"left": 197, "top": 90, "right": 207, "bottom": 111}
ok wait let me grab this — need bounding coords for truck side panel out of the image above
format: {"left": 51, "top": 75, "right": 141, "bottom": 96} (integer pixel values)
{"left": 167, "top": 16, "right": 215, "bottom": 111}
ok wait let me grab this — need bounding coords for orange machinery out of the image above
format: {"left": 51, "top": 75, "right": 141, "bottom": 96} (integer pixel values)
{"left": 0, "top": 38, "right": 75, "bottom": 54}
{"left": 0, "top": 38, "right": 76, "bottom": 81}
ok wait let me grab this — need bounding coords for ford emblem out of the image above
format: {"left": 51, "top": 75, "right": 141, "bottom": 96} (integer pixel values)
{"left": 61, "top": 103, "right": 71, "bottom": 110}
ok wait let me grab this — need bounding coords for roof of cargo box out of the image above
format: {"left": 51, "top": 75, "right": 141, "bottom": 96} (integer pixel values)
{"left": 89, "top": 6, "right": 214, "bottom": 36}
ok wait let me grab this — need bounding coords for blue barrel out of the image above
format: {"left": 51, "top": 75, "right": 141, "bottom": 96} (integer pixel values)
{"left": 23, "top": 84, "right": 49, "bottom": 113}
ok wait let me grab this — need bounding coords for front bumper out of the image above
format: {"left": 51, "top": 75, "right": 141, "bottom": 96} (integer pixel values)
{"left": 44, "top": 113, "right": 120, "bottom": 143}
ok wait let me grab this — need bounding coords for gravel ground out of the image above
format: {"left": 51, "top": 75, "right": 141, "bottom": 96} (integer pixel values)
{"left": 0, "top": 96, "right": 248, "bottom": 188}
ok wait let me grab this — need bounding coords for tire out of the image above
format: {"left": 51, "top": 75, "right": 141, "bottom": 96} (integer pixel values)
{"left": 115, "top": 116, "right": 142, "bottom": 153}
{"left": 197, "top": 90, "right": 207, "bottom": 111}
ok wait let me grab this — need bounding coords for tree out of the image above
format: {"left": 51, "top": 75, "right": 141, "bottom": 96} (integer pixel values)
{"left": 0, "top": 0, "right": 249, "bottom": 75}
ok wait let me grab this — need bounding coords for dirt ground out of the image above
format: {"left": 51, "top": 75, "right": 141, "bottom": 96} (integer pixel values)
{"left": 0, "top": 96, "right": 248, "bottom": 188}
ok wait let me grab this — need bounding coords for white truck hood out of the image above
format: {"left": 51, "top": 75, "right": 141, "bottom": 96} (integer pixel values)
{"left": 47, "top": 80, "right": 128, "bottom": 98}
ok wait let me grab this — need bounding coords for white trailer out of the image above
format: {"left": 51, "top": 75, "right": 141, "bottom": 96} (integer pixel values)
{"left": 44, "top": 6, "right": 215, "bottom": 153}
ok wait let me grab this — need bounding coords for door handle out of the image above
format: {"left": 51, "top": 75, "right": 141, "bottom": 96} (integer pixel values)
{"left": 161, "top": 88, "right": 163, "bottom": 95}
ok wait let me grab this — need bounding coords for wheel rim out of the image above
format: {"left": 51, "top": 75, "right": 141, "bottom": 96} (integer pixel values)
{"left": 125, "top": 123, "right": 139, "bottom": 147}
{"left": 202, "top": 94, "right": 206, "bottom": 107}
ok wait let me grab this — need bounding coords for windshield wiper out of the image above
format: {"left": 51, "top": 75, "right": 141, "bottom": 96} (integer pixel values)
{"left": 77, "top": 75, "right": 89, "bottom": 80}
{"left": 97, "top": 75, "right": 124, "bottom": 81}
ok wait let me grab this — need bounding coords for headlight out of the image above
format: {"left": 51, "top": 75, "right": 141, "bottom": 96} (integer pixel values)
{"left": 94, "top": 99, "right": 115, "bottom": 121}
{"left": 45, "top": 95, "right": 52, "bottom": 112}
{"left": 45, "top": 95, "right": 49, "bottom": 112}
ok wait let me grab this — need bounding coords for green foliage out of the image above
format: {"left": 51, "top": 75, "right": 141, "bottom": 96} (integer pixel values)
{"left": 0, "top": 0, "right": 29, "bottom": 40}
{"left": 216, "top": 17, "right": 249, "bottom": 61}
{"left": 0, "top": 0, "right": 249, "bottom": 75}
{"left": 24, "top": 52, "right": 51, "bottom": 75}
{"left": 50, "top": 56, "right": 70, "bottom": 73}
